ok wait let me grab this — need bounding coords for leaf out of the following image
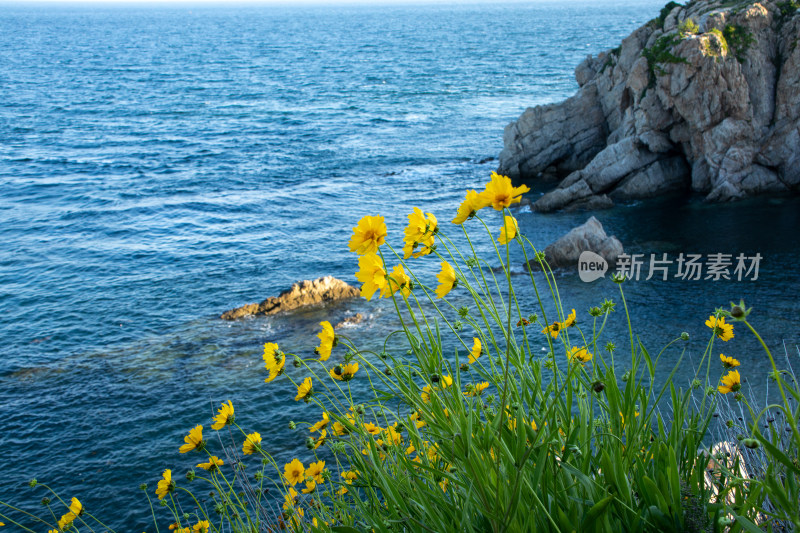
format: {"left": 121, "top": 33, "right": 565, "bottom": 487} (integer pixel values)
{"left": 580, "top": 494, "right": 615, "bottom": 529}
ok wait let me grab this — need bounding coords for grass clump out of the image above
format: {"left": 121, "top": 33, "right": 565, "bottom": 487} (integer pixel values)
{"left": 2, "top": 174, "right": 800, "bottom": 531}
{"left": 722, "top": 24, "right": 755, "bottom": 62}
{"left": 704, "top": 28, "right": 729, "bottom": 57}
{"left": 642, "top": 33, "right": 690, "bottom": 85}
{"left": 777, "top": 0, "right": 799, "bottom": 20}
{"left": 678, "top": 18, "right": 700, "bottom": 36}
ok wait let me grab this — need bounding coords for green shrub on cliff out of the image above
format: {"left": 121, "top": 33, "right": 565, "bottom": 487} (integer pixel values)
{"left": 722, "top": 24, "right": 756, "bottom": 62}
{"left": 642, "top": 33, "right": 690, "bottom": 86}
{"left": 650, "top": 1, "right": 684, "bottom": 29}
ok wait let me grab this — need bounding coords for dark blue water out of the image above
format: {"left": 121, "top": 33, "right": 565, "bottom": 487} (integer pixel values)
{"left": 1, "top": 1, "right": 798, "bottom": 530}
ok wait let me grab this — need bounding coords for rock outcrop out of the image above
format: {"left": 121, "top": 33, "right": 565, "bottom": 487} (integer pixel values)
{"left": 499, "top": 0, "right": 800, "bottom": 211}
{"left": 526, "top": 217, "right": 624, "bottom": 269}
{"left": 221, "top": 276, "right": 360, "bottom": 320}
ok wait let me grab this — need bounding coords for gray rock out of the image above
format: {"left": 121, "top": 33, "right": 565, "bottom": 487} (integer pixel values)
{"left": 563, "top": 195, "right": 615, "bottom": 211}
{"left": 498, "top": 0, "right": 800, "bottom": 206}
{"left": 527, "top": 217, "right": 624, "bottom": 270}
{"left": 610, "top": 156, "right": 690, "bottom": 199}
{"left": 533, "top": 179, "right": 593, "bottom": 213}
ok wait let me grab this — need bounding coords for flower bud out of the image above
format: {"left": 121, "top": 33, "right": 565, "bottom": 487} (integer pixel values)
{"left": 591, "top": 381, "right": 605, "bottom": 393}
{"left": 41, "top": 497, "right": 51, "bottom": 505}
{"left": 139, "top": 483, "right": 147, "bottom": 491}
{"left": 288, "top": 421, "right": 296, "bottom": 430}
{"left": 680, "top": 332, "right": 689, "bottom": 341}
{"left": 460, "top": 363, "right": 468, "bottom": 372}
{"left": 589, "top": 306, "right": 602, "bottom": 317}
{"left": 742, "top": 438, "right": 760, "bottom": 449}
{"left": 293, "top": 357, "right": 301, "bottom": 368}
{"left": 28, "top": 479, "right": 37, "bottom": 488}
{"left": 430, "top": 374, "right": 440, "bottom": 384}
{"left": 384, "top": 367, "right": 393, "bottom": 376}
{"left": 186, "top": 470, "right": 196, "bottom": 481}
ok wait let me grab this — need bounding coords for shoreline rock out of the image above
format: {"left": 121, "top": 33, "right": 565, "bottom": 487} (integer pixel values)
{"left": 500, "top": 0, "right": 800, "bottom": 211}
{"left": 221, "top": 276, "right": 360, "bottom": 320}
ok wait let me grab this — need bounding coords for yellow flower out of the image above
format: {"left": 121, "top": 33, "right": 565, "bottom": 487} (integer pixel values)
{"left": 441, "top": 375, "right": 453, "bottom": 388}
{"left": 58, "top": 513, "right": 76, "bottom": 531}
{"left": 542, "top": 321, "right": 561, "bottom": 338}
{"left": 720, "top": 354, "right": 740, "bottom": 368}
{"left": 718, "top": 370, "right": 741, "bottom": 394}
{"left": 263, "top": 342, "right": 280, "bottom": 367}
{"left": 469, "top": 337, "right": 481, "bottom": 363}
{"left": 435, "top": 261, "right": 456, "bottom": 299}
{"left": 155, "top": 469, "right": 175, "bottom": 500}
{"left": 383, "top": 425, "right": 403, "bottom": 446}
{"left": 336, "top": 486, "right": 348, "bottom": 495}
{"left": 211, "top": 400, "right": 234, "bottom": 430}
{"left": 402, "top": 208, "right": 438, "bottom": 259}
{"left": 330, "top": 362, "right": 359, "bottom": 381}
{"left": 478, "top": 171, "right": 530, "bottom": 210}
{"left": 560, "top": 309, "right": 576, "bottom": 329}
{"left": 706, "top": 315, "right": 734, "bottom": 342}
{"left": 295, "top": 377, "right": 313, "bottom": 402}
{"left": 301, "top": 480, "right": 316, "bottom": 494}
{"left": 421, "top": 385, "right": 432, "bottom": 402}
{"left": 497, "top": 215, "right": 518, "bottom": 245}
{"left": 69, "top": 497, "right": 83, "bottom": 517}
{"left": 452, "top": 189, "right": 487, "bottom": 224}
{"left": 363, "top": 422, "right": 382, "bottom": 435}
{"left": 282, "top": 487, "right": 299, "bottom": 510}
{"left": 197, "top": 456, "right": 224, "bottom": 472}
{"left": 383, "top": 264, "right": 411, "bottom": 299}
{"left": 405, "top": 443, "right": 416, "bottom": 455}
{"left": 264, "top": 350, "right": 286, "bottom": 383}
{"left": 313, "top": 429, "right": 327, "bottom": 449}
{"left": 192, "top": 521, "right": 210, "bottom": 533}
{"left": 342, "top": 470, "right": 359, "bottom": 483}
{"left": 332, "top": 421, "right": 349, "bottom": 436}
{"left": 355, "top": 253, "right": 387, "bottom": 301}
{"left": 306, "top": 460, "right": 325, "bottom": 484}
{"left": 242, "top": 432, "right": 262, "bottom": 455}
{"left": 464, "top": 381, "right": 489, "bottom": 397}
{"left": 284, "top": 458, "right": 305, "bottom": 486}
{"left": 179, "top": 425, "right": 204, "bottom": 454}
{"left": 315, "top": 321, "right": 336, "bottom": 361}
{"left": 309, "top": 412, "right": 329, "bottom": 433}
{"left": 348, "top": 215, "right": 387, "bottom": 255}
{"left": 567, "top": 346, "right": 593, "bottom": 365}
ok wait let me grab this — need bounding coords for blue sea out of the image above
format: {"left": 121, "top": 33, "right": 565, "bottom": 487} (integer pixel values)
{"left": 1, "top": 1, "right": 799, "bottom": 530}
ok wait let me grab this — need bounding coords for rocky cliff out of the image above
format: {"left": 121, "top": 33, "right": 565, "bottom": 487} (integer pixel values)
{"left": 498, "top": 0, "right": 800, "bottom": 211}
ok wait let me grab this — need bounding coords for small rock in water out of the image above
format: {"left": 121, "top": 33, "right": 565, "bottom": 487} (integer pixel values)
{"left": 335, "top": 313, "right": 364, "bottom": 328}
{"left": 526, "top": 216, "right": 623, "bottom": 270}
{"left": 221, "top": 276, "right": 359, "bottom": 320}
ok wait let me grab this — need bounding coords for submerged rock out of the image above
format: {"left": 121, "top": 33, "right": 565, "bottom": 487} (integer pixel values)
{"left": 526, "top": 217, "right": 624, "bottom": 270}
{"left": 500, "top": 0, "right": 800, "bottom": 210}
{"left": 221, "top": 276, "right": 360, "bottom": 320}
